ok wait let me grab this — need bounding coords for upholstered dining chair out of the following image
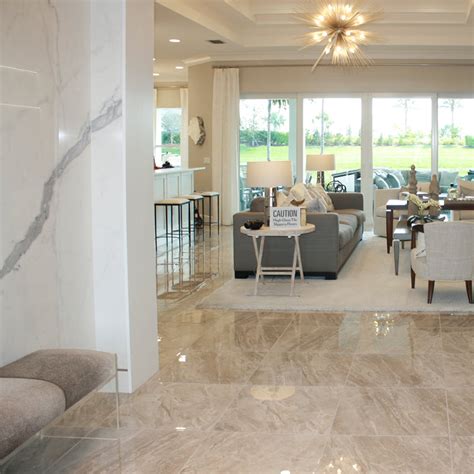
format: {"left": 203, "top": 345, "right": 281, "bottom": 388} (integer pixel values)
{"left": 410, "top": 221, "right": 474, "bottom": 303}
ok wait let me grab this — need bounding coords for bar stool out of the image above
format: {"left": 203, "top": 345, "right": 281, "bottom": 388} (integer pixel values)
{"left": 154, "top": 198, "right": 191, "bottom": 248}
{"left": 199, "top": 191, "right": 220, "bottom": 234}
{"left": 180, "top": 194, "right": 205, "bottom": 234}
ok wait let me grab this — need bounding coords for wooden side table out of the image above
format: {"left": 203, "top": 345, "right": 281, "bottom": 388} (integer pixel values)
{"left": 240, "top": 224, "right": 316, "bottom": 296}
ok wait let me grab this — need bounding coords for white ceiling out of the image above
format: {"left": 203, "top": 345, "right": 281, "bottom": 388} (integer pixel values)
{"left": 154, "top": 0, "right": 474, "bottom": 83}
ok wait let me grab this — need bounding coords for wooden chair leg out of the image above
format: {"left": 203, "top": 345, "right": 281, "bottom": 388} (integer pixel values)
{"left": 466, "top": 281, "right": 473, "bottom": 304}
{"left": 427, "top": 280, "right": 435, "bottom": 304}
{"left": 410, "top": 267, "right": 416, "bottom": 289}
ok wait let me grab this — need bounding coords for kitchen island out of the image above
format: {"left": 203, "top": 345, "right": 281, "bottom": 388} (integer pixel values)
{"left": 154, "top": 167, "right": 205, "bottom": 238}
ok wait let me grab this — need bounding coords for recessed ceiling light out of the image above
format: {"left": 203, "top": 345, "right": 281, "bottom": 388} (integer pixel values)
{"left": 169, "top": 38, "right": 181, "bottom": 43}
{"left": 175, "top": 66, "right": 184, "bottom": 70}
{"left": 153, "top": 72, "right": 160, "bottom": 76}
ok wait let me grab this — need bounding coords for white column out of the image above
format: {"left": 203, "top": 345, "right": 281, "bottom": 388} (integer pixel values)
{"left": 361, "top": 94, "right": 374, "bottom": 226}
{"left": 91, "top": 0, "right": 158, "bottom": 392}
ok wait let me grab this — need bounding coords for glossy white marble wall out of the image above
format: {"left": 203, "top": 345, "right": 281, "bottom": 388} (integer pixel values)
{"left": 0, "top": 0, "right": 158, "bottom": 392}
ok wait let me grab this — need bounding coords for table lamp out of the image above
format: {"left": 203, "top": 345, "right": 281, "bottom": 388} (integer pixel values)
{"left": 306, "top": 154, "right": 335, "bottom": 188}
{"left": 247, "top": 161, "right": 293, "bottom": 225}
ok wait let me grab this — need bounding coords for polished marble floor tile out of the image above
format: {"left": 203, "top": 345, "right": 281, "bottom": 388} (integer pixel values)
{"left": 158, "top": 350, "right": 265, "bottom": 384}
{"left": 451, "top": 436, "right": 474, "bottom": 474}
{"left": 333, "top": 387, "right": 449, "bottom": 436}
{"left": 447, "top": 388, "right": 474, "bottom": 436}
{"left": 214, "top": 385, "right": 340, "bottom": 434}
{"left": 441, "top": 327, "right": 474, "bottom": 353}
{"left": 49, "top": 428, "right": 207, "bottom": 474}
{"left": 104, "top": 382, "right": 239, "bottom": 431}
{"left": 357, "top": 324, "right": 442, "bottom": 354}
{"left": 443, "top": 353, "right": 474, "bottom": 387}
{"left": 318, "top": 435, "right": 452, "bottom": 474}
{"left": 181, "top": 432, "right": 328, "bottom": 474}
{"left": 249, "top": 352, "right": 352, "bottom": 386}
{"left": 293, "top": 311, "right": 362, "bottom": 327}
{"left": 272, "top": 322, "right": 360, "bottom": 353}
{"left": 189, "top": 322, "right": 288, "bottom": 353}
{"left": 440, "top": 312, "right": 474, "bottom": 328}
{"left": 347, "top": 353, "right": 445, "bottom": 388}
{"left": 361, "top": 312, "right": 441, "bottom": 328}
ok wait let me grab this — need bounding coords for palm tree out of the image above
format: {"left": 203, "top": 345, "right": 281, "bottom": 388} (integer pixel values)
{"left": 396, "top": 99, "right": 416, "bottom": 133}
{"left": 266, "top": 99, "right": 288, "bottom": 160}
{"left": 441, "top": 99, "right": 462, "bottom": 128}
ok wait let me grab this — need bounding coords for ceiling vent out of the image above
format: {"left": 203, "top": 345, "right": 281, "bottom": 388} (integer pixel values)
{"left": 207, "top": 39, "right": 226, "bottom": 44}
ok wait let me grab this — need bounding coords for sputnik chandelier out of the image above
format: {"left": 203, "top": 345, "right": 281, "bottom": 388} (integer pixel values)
{"left": 298, "top": 1, "right": 382, "bottom": 71}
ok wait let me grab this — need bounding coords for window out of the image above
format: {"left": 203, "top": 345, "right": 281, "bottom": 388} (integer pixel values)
{"left": 372, "top": 98, "right": 432, "bottom": 189}
{"left": 438, "top": 98, "right": 474, "bottom": 189}
{"left": 239, "top": 98, "right": 296, "bottom": 210}
{"left": 155, "top": 108, "right": 182, "bottom": 167}
{"left": 304, "top": 98, "right": 361, "bottom": 191}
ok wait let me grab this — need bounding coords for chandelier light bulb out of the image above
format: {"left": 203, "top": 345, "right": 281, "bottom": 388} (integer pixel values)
{"left": 297, "top": 1, "right": 382, "bottom": 71}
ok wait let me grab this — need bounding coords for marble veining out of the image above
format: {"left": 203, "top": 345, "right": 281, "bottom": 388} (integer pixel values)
{"left": 0, "top": 95, "right": 121, "bottom": 280}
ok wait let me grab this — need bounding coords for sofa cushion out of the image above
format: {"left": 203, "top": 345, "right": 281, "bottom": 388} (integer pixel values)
{"left": 0, "top": 350, "right": 115, "bottom": 409}
{"left": 339, "top": 223, "right": 354, "bottom": 249}
{"left": 335, "top": 213, "right": 358, "bottom": 233}
{"left": 335, "top": 209, "right": 366, "bottom": 227}
{"left": 0, "top": 378, "right": 65, "bottom": 460}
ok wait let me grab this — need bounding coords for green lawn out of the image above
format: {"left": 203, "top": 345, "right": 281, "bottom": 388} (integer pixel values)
{"left": 240, "top": 145, "right": 474, "bottom": 177}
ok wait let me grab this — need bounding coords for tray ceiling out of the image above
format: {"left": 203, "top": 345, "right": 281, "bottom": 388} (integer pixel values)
{"left": 154, "top": 0, "right": 474, "bottom": 82}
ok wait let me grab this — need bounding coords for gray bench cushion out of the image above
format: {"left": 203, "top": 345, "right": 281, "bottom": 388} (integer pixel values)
{"left": 0, "top": 349, "right": 115, "bottom": 409}
{"left": 0, "top": 378, "right": 65, "bottom": 460}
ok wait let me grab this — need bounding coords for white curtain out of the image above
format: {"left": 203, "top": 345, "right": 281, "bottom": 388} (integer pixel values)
{"left": 212, "top": 68, "right": 240, "bottom": 225}
{"left": 180, "top": 88, "right": 189, "bottom": 168}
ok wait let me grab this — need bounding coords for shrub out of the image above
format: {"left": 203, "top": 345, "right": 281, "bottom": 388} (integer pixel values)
{"left": 465, "top": 135, "right": 474, "bottom": 148}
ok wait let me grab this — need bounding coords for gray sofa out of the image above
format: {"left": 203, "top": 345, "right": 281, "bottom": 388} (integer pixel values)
{"left": 233, "top": 193, "right": 365, "bottom": 280}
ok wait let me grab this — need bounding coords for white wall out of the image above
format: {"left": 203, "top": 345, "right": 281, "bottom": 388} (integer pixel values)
{"left": 0, "top": 0, "right": 158, "bottom": 393}
{"left": 238, "top": 65, "right": 474, "bottom": 94}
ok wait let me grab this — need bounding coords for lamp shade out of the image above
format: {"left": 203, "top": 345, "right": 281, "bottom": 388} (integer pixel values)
{"left": 306, "top": 154, "right": 335, "bottom": 171}
{"left": 246, "top": 161, "right": 293, "bottom": 188}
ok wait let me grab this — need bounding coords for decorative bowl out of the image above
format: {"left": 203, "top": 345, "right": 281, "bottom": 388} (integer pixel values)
{"left": 244, "top": 220, "right": 264, "bottom": 230}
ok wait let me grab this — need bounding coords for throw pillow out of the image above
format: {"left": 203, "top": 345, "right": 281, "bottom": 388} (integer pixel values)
{"left": 306, "top": 197, "right": 328, "bottom": 213}
{"left": 275, "top": 190, "right": 288, "bottom": 207}
{"left": 308, "top": 183, "right": 335, "bottom": 211}
{"left": 458, "top": 179, "right": 474, "bottom": 196}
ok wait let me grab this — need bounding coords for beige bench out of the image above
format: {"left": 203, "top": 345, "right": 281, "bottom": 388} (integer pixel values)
{"left": 0, "top": 349, "right": 118, "bottom": 465}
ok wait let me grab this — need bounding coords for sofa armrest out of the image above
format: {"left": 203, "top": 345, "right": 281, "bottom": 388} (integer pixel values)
{"left": 328, "top": 192, "right": 364, "bottom": 211}
{"left": 374, "top": 188, "right": 401, "bottom": 209}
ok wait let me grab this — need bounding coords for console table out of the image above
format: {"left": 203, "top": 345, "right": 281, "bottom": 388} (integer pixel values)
{"left": 240, "top": 224, "right": 315, "bottom": 296}
{"left": 385, "top": 199, "right": 474, "bottom": 254}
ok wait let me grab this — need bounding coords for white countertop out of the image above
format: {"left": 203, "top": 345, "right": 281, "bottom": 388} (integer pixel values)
{"left": 154, "top": 167, "right": 205, "bottom": 175}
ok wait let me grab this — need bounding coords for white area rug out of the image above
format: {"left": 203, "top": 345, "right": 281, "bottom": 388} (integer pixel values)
{"left": 199, "top": 234, "right": 473, "bottom": 312}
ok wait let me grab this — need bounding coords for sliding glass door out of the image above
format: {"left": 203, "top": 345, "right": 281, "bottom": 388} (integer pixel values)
{"left": 239, "top": 98, "right": 296, "bottom": 210}
{"left": 304, "top": 98, "right": 361, "bottom": 191}
{"left": 372, "top": 98, "right": 432, "bottom": 190}
{"left": 438, "top": 98, "right": 474, "bottom": 188}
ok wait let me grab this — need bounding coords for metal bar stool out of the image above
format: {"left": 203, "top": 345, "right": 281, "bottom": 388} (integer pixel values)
{"left": 180, "top": 194, "right": 205, "bottom": 236}
{"left": 199, "top": 191, "right": 220, "bottom": 235}
{"left": 154, "top": 198, "right": 191, "bottom": 249}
